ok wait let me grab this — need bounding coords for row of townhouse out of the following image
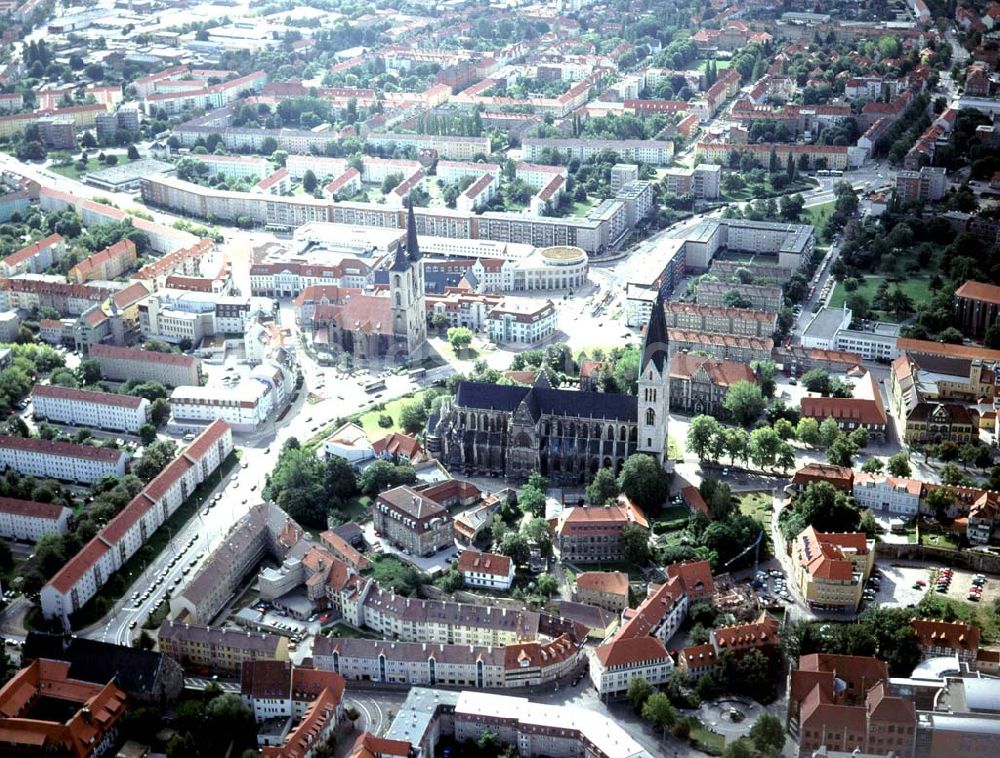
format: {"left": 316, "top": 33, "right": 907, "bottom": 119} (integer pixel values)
{"left": 31, "top": 384, "right": 151, "bottom": 434}
{"left": 158, "top": 621, "right": 289, "bottom": 672}
{"left": 66, "top": 239, "right": 137, "bottom": 283}
{"left": 40, "top": 420, "right": 234, "bottom": 621}
{"left": 676, "top": 611, "right": 781, "bottom": 679}
{"left": 0, "top": 496, "right": 72, "bottom": 542}
{"left": 0, "top": 278, "right": 112, "bottom": 317}
{"left": 312, "top": 633, "right": 580, "bottom": 690}
{"left": 0, "top": 435, "right": 127, "bottom": 484}
{"left": 662, "top": 301, "right": 777, "bottom": 339}
{"left": 140, "top": 175, "right": 632, "bottom": 256}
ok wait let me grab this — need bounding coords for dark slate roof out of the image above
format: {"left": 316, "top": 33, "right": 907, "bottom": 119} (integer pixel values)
{"left": 643, "top": 291, "right": 669, "bottom": 373}
{"left": 23, "top": 632, "right": 165, "bottom": 695}
{"left": 425, "top": 271, "right": 463, "bottom": 294}
{"left": 405, "top": 202, "right": 421, "bottom": 262}
{"left": 454, "top": 381, "right": 636, "bottom": 422}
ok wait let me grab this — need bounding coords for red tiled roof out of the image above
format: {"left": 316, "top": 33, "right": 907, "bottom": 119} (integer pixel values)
{"left": 666, "top": 560, "right": 715, "bottom": 598}
{"left": 32, "top": 384, "right": 144, "bottom": 409}
{"left": 911, "top": 619, "right": 981, "bottom": 652}
{"left": 575, "top": 571, "right": 628, "bottom": 597}
{"left": 2, "top": 233, "right": 63, "bottom": 267}
{"left": 48, "top": 537, "right": 109, "bottom": 593}
{"left": 458, "top": 550, "right": 512, "bottom": 578}
{"left": 0, "top": 496, "right": 67, "bottom": 521}
{"left": 182, "top": 419, "right": 230, "bottom": 463}
{"left": 372, "top": 432, "right": 424, "bottom": 461}
{"left": 595, "top": 635, "right": 668, "bottom": 667}
{"left": 89, "top": 343, "right": 198, "bottom": 367}
{"left": 0, "top": 435, "right": 125, "bottom": 463}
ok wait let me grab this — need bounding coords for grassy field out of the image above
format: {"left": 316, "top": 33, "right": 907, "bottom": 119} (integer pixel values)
{"left": 570, "top": 198, "right": 599, "bottom": 217}
{"left": 691, "top": 722, "right": 725, "bottom": 753}
{"left": 339, "top": 495, "right": 371, "bottom": 522}
{"left": 325, "top": 623, "right": 379, "bottom": 639}
{"left": 828, "top": 276, "right": 933, "bottom": 321}
{"left": 355, "top": 389, "right": 433, "bottom": 438}
{"left": 700, "top": 58, "right": 732, "bottom": 71}
{"left": 738, "top": 491, "right": 772, "bottom": 528}
{"left": 50, "top": 155, "right": 139, "bottom": 180}
{"left": 803, "top": 200, "right": 835, "bottom": 229}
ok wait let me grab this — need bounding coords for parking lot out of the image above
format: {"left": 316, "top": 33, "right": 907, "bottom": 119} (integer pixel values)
{"left": 360, "top": 522, "right": 457, "bottom": 575}
{"left": 928, "top": 566, "right": 1000, "bottom": 606}
{"left": 752, "top": 568, "right": 793, "bottom": 605}
{"left": 863, "top": 564, "right": 934, "bottom": 609}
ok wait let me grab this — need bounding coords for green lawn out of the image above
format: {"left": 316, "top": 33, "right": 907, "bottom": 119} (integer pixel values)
{"left": 738, "top": 491, "right": 772, "bottom": 528}
{"left": 370, "top": 554, "right": 428, "bottom": 595}
{"left": 920, "top": 528, "right": 960, "bottom": 550}
{"left": 803, "top": 200, "right": 835, "bottom": 229}
{"left": 573, "top": 561, "right": 646, "bottom": 580}
{"left": 691, "top": 722, "right": 725, "bottom": 753}
{"left": 828, "top": 276, "right": 933, "bottom": 322}
{"left": 340, "top": 495, "right": 371, "bottom": 522}
{"left": 700, "top": 58, "right": 732, "bottom": 71}
{"left": 355, "top": 390, "right": 433, "bottom": 439}
{"left": 325, "top": 623, "right": 379, "bottom": 639}
{"left": 50, "top": 155, "right": 139, "bottom": 180}
{"left": 570, "top": 198, "right": 598, "bottom": 217}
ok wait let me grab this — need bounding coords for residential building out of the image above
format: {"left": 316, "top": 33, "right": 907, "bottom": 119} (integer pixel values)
{"left": 696, "top": 280, "right": 784, "bottom": 312}
{"left": 677, "top": 611, "right": 781, "bottom": 679}
{"left": 0, "top": 659, "right": 126, "bottom": 758}
{"left": 0, "top": 233, "right": 67, "bottom": 276}
{"left": 793, "top": 526, "right": 874, "bottom": 613}
{"left": 664, "top": 560, "right": 716, "bottom": 601}
{"left": 67, "top": 239, "right": 137, "bottom": 283}
{"left": 557, "top": 498, "right": 649, "bottom": 562}
{"left": 31, "top": 384, "right": 150, "bottom": 433}
{"left": 0, "top": 497, "right": 71, "bottom": 542}
{"left": 40, "top": 421, "right": 233, "bottom": 620}
{"left": 662, "top": 302, "right": 777, "bottom": 339}
{"left": 660, "top": 164, "right": 721, "bottom": 199}
{"left": 372, "top": 432, "right": 429, "bottom": 464}
{"left": 374, "top": 485, "right": 455, "bottom": 557}
{"left": 158, "top": 621, "right": 289, "bottom": 672}
{"left": 669, "top": 353, "right": 757, "bottom": 417}
{"left": 240, "top": 659, "right": 345, "bottom": 742}
{"left": 458, "top": 550, "right": 514, "bottom": 590}
{"left": 0, "top": 435, "right": 127, "bottom": 484}
{"left": 573, "top": 571, "right": 629, "bottom": 612}
{"left": 485, "top": 299, "right": 556, "bottom": 345}
{"left": 910, "top": 619, "right": 981, "bottom": 663}
{"left": 523, "top": 137, "right": 675, "bottom": 166}
{"left": 261, "top": 685, "right": 341, "bottom": 758}
{"left": 895, "top": 166, "right": 947, "bottom": 203}
{"left": 667, "top": 328, "right": 773, "bottom": 363}
{"left": 852, "top": 473, "right": 921, "bottom": 517}
{"left": 800, "top": 371, "right": 888, "bottom": 439}
{"left": 88, "top": 343, "right": 202, "bottom": 387}
{"left": 791, "top": 463, "right": 855, "bottom": 493}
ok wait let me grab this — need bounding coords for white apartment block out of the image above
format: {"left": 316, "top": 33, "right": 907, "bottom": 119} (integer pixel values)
{"left": 0, "top": 436, "right": 127, "bottom": 484}
{"left": 89, "top": 344, "right": 202, "bottom": 387}
{"left": 456, "top": 172, "right": 499, "bottom": 213}
{"left": 359, "top": 157, "right": 423, "bottom": 185}
{"left": 193, "top": 154, "right": 269, "bottom": 180}
{"left": 0, "top": 497, "right": 71, "bottom": 542}
{"left": 40, "top": 420, "right": 233, "bottom": 620}
{"left": 285, "top": 154, "right": 348, "bottom": 180}
{"left": 515, "top": 162, "right": 568, "bottom": 191}
{"left": 436, "top": 160, "right": 501, "bottom": 185}
{"left": 522, "top": 138, "right": 675, "bottom": 166}
{"left": 31, "top": 384, "right": 151, "bottom": 433}
{"left": 170, "top": 383, "right": 273, "bottom": 433}
{"left": 486, "top": 299, "right": 556, "bottom": 345}
{"left": 852, "top": 473, "right": 921, "bottom": 517}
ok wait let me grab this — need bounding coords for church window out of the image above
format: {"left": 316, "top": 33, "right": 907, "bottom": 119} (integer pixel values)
{"left": 395, "top": 292, "right": 401, "bottom": 307}
{"left": 646, "top": 408, "right": 655, "bottom": 425}
{"left": 647, "top": 438, "right": 652, "bottom": 448}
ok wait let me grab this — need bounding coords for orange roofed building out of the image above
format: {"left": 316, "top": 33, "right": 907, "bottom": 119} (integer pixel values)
{"left": 793, "top": 526, "right": 874, "bottom": 613}
{"left": 556, "top": 496, "right": 649, "bottom": 562}
{"left": 0, "top": 658, "right": 127, "bottom": 757}
{"left": 574, "top": 571, "right": 629, "bottom": 611}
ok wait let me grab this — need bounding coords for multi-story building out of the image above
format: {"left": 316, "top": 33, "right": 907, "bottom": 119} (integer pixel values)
{"left": 374, "top": 485, "right": 455, "bottom": 557}
{"left": 852, "top": 473, "right": 921, "bottom": 517}
{"left": 169, "top": 383, "right": 273, "bottom": 433}
{"left": 158, "top": 621, "right": 289, "bottom": 672}
{"left": 695, "top": 140, "right": 850, "bottom": 171}
{"left": 0, "top": 496, "right": 71, "bottom": 542}
{"left": 88, "top": 343, "right": 202, "bottom": 387}
{"left": 365, "top": 133, "right": 491, "bottom": 160}
{"left": 668, "top": 353, "right": 757, "bottom": 417}
{"left": 663, "top": 302, "right": 777, "bottom": 339}
{"left": 31, "top": 384, "right": 150, "bottom": 433}
{"left": 0, "top": 435, "right": 127, "bottom": 484}
{"left": 486, "top": 299, "right": 556, "bottom": 345}
{"left": 955, "top": 280, "right": 1000, "bottom": 338}
{"left": 252, "top": 260, "right": 371, "bottom": 298}
{"left": 0, "top": 233, "right": 66, "bottom": 276}
{"left": 457, "top": 550, "right": 514, "bottom": 591}
{"left": 661, "top": 164, "right": 722, "bottom": 199}
{"left": 191, "top": 154, "right": 270, "bottom": 180}
{"left": 667, "top": 328, "right": 773, "bottom": 363}
{"left": 790, "top": 654, "right": 915, "bottom": 757}
{"left": 0, "top": 659, "right": 126, "bottom": 758}
{"left": 66, "top": 239, "right": 137, "bottom": 283}
{"left": 910, "top": 619, "right": 981, "bottom": 663}
{"left": 677, "top": 611, "right": 781, "bottom": 679}
{"left": 40, "top": 421, "right": 233, "bottom": 620}
{"left": 557, "top": 498, "right": 649, "bottom": 562}
{"left": 800, "top": 370, "right": 888, "bottom": 439}
{"left": 895, "top": 166, "right": 947, "bottom": 204}
{"left": 696, "top": 280, "right": 784, "bottom": 312}
{"left": 793, "top": 526, "right": 874, "bottom": 613}
{"left": 240, "top": 659, "right": 345, "bottom": 726}
{"left": 573, "top": 571, "right": 629, "bottom": 612}
{"left": 523, "top": 138, "right": 675, "bottom": 166}
{"left": 890, "top": 352, "right": 984, "bottom": 444}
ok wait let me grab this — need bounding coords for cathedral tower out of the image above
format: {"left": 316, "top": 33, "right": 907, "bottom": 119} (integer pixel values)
{"left": 390, "top": 203, "right": 427, "bottom": 359}
{"left": 638, "top": 291, "right": 670, "bottom": 464}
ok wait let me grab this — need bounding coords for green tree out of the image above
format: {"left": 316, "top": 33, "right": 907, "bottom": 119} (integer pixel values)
{"left": 616, "top": 453, "right": 670, "bottom": 511}
{"left": 79, "top": 359, "right": 102, "bottom": 384}
{"left": 302, "top": 169, "right": 317, "bottom": 193}
{"left": 398, "top": 401, "right": 427, "bottom": 435}
{"left": 748, "top": 426, "right": 782, "bottom": 470}
{"left": 641, "top": 692, "right": 677, "bottom": 741}
{"left": 861, "top": 458, "right": 885, "bottom": 475}
{"left": 522, "top": 516, "right": 553, "bottom": 555}
{"left": 793, "top": 481, "right": 860, "bottom": 534}
{"left": 827, "top": 436, "right": 857, "bottom": 468}
{"left": 819, "top": 417, "right": 842, "bottom": 449}
{"left": 924, "top": 486, "right": 955, "bottom": 520}
{"left": 723, "top": 380, "right": 766, "bottom": 426}
{"left": 796, "top": 417, "right": 821, "bottom": 446}
{"left": 138, "top": 424, "right": 157, "bottom": 445}
{"left": 586, "top": 466, "right": 618, "bottom": 504}
{"left": 749, "top": 713, "right": 786, "bottom": 756}
{"left": 447, "top": 326, "right": 473, "bottom": 351}
{"left": 324, "top": 454, "right": 359, "bottom": 504}
{"left": 801, "top": 368, "right": 831, "bottom": 394}
{"left": 887, "top": 452, "right": 911, "bottom": 477}
{"left": 722, "top": 427, "right": 749, "bottom": 465}
{"left": 357, "top": 459, "right": 416, "bottom": 497}
{"left": 536, "top": 573, "right": 558, "bottom": 596}
{"left": 722, "top": 738, "right": 757, "bottom": 758}
{"left": 517, "top": 472, "right": 547, "bottom": 517}
{"left": 687, "top": 415, "right": 722, "bottom": 461}
{"left": 497, "top": 531, "right": 530, "bottom": 565}
{"left": 133, "top": 440, "right": 177, "bottom": 482}
{"left": 262, "top": 440, "right": 329, "bottom": 527}
{"left": 621, "top": 522, "right": 651, "bottom": 565}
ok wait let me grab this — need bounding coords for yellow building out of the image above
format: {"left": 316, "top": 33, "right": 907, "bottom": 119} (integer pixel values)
{"left": 793, "top": 526, "right": 874, "bottom": 612}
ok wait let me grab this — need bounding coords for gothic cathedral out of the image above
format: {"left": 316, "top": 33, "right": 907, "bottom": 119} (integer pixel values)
{"left": 638, "top": 291, "right": 670, "bottom": 464}
{"left": 390, "top": 203, "right": 428, "bottom": 360}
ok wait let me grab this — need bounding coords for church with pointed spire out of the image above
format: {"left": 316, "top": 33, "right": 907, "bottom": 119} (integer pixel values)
{"left": 313, "top": 203, "right": 427, "bottom": 363}
{"left": 427, "top": 297, "right": 671, "bottom": 483}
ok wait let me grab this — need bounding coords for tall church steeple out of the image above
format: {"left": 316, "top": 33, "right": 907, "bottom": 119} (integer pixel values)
{"left": 390, "top": 197, "right": 427, "bottom": 359}
{"left": 638, "top": 292, "right": 669, "bottom": 464}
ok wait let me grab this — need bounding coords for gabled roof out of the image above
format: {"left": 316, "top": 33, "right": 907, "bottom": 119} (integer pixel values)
{"left": 575, "top": 571, "right": 628, "bottom": 597}
{"left": 911, "top": 619, "right": 981, "bottom": 652}
{"left": 458, "top": 550, "right": 512, "bottom": 577}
